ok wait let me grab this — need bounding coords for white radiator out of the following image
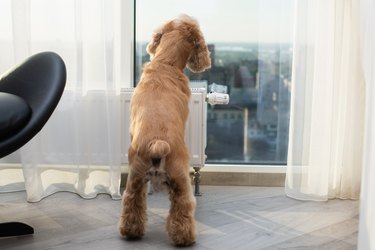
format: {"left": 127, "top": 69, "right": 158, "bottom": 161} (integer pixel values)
{"left": 120, "top": 87, "right": 207, "bottom": 168}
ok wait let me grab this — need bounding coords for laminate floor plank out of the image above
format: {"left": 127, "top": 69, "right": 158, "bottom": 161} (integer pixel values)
{"left": 0, "top": 186, "right": 359, "bottom": 250}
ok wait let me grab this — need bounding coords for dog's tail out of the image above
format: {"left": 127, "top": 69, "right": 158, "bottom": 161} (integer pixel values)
{"left": 147, "top": 139, "right": 171, "bottom": 166}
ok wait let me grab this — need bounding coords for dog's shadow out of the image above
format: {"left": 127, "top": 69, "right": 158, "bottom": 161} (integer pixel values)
{"left": 122, "top": 228, "right": 196, "bottom": 248}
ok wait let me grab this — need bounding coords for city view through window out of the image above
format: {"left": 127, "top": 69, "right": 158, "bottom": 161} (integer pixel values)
{"left": 136, "top": 0, "right": 294, "bottom": 164}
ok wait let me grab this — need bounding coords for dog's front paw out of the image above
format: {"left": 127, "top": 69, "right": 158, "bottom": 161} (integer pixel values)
{"left": 118, "top": 214, "right": 145, "bottom": 239}
{"left": 166, "top": 215, "right": 196, "bottom": 246}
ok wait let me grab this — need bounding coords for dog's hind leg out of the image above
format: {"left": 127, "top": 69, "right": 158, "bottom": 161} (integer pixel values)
{"left": 166, "top": 157, "right": 197, "bottom": 246}
{"left": 119, "top": 149, "right": 148, "bottom": 239}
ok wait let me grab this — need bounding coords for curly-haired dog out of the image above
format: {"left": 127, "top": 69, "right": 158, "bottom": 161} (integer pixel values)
{"left": 118, "top": 15, "right": 211, "bottom": 246}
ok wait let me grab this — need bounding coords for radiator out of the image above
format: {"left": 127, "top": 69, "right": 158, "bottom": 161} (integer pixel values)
{"left": 121, "top": 87, "right": 207, "bottom": 195}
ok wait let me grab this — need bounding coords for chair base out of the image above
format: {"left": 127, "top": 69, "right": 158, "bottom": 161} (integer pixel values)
{"left": 0, "top": 222, "right": 34, "bottom": 237}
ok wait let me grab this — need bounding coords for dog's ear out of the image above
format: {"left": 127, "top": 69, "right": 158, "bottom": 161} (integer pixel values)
{"left": 187, "top": 35, "right": 211, "bottom": 73}
{"left": 146, "top": 21, "right": 174, "bottom": 58}
{"left": 146, "top": 31, "right": 163, "bottom": 58}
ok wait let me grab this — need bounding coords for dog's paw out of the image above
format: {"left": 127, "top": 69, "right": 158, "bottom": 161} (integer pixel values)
{"left": 118, "top": 215, "right": 145, "bottom": 239}
{"left": 166, "top": 215, "right": 196, "bottom": 246}
{"left": 175, "top": 238, "right": 196, "bottom": 247}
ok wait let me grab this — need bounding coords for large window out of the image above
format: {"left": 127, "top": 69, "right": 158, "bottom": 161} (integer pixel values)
{"left": 135, "top": 0, "right": 294, "bottom": 165}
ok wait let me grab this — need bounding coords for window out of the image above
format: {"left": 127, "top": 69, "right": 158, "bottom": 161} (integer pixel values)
{"left": 135, "top": 0, "right": 294, "bottom": 165}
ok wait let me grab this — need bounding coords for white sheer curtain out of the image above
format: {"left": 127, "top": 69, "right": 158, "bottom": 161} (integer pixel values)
{"left": 0, "top": 0, "right": 129, "bottom": 202}
{"left": 286, "top": 0, "right": 365, "bottom": 201}
{"left": 358, "top": 0, "right": 375, "bottom": 249}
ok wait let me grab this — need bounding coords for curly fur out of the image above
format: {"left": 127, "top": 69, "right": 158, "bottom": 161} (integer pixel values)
{"left": 118, "top": 14, "right": 211, "bottom": 246}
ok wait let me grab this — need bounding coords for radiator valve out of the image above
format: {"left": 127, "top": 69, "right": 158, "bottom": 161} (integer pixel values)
{"left": 206, "top": 91, "right": 230, "bottom": 105}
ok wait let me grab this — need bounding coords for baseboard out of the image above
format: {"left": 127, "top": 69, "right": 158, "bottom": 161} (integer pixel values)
{"left": 120, "top": 171, "right": 285, "bottom": 187}
{"left": 198, "top": 171, "right": 285, "bottom": 187}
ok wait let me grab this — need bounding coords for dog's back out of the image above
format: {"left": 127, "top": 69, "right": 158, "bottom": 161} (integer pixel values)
{"left": 129, "top": 62, "right": 191, "bottom": 189}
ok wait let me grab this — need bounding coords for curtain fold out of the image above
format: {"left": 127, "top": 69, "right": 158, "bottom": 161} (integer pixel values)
{"left": 358, "top": 0, "right": 375, "bottom": 249}
{"left": 0, "top": 0, "right": 124, "bottom": 202}
{"left": 286, "top": 0, "right": 365, "bottom": 201}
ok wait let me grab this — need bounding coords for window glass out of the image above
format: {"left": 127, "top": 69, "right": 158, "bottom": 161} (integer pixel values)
{"left": 135, "top": 0, "right": 294, "bottom": 164}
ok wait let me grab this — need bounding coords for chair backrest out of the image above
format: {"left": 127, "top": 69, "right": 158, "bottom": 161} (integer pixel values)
{"left": 0, "top": 52, "right": 66, "bottom": 158}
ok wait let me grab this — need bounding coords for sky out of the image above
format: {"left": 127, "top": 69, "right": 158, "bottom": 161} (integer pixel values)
{"left": 136, "top": 0, "right": 295, "bottom": 44}
{"left": 0, "top": 0, "right": 294, "bottom": 43}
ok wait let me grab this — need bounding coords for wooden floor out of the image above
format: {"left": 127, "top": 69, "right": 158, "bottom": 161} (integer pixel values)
{"left": 0, "top": 186, "right": 359, "bottom": 250}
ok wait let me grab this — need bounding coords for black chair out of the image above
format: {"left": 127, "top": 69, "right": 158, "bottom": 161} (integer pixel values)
{"left": 0, "top": 52, "right": 66, "bottom": 237}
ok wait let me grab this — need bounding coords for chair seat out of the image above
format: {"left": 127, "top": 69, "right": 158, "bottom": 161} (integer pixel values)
{"left": 0, "top": 92, "right": 31, "bottom": 140}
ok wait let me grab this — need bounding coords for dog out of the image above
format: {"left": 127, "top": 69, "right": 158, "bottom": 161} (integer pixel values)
{"left": 118, "top": 15, "right": 211, "bottom": 246}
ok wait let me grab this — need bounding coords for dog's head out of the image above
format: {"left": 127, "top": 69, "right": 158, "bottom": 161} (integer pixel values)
{"left": 146, "top": 14, "right": 211, "bottom": 73}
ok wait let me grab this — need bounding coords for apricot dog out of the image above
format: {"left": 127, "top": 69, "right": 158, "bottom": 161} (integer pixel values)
{"left": 118, "top": 15, "right": 211, "bottom": 246}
